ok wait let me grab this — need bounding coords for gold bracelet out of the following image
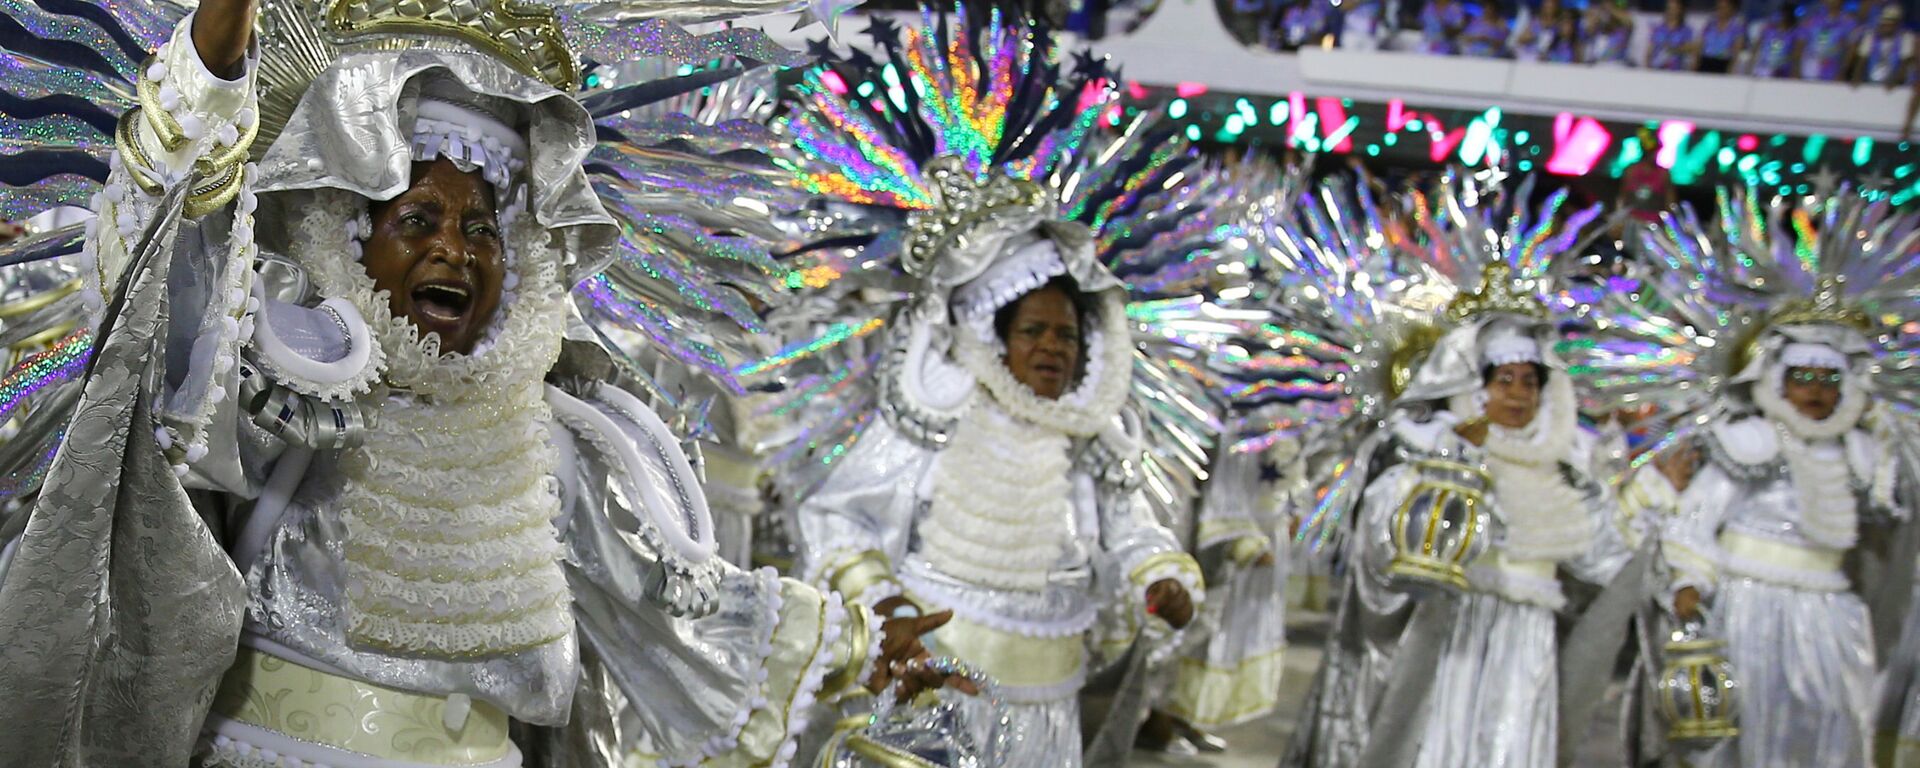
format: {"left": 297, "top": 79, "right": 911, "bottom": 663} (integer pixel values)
{"left": 820, "top": 604, "right": 872, "bottom": 698}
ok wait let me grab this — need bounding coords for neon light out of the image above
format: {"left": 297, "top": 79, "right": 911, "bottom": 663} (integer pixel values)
{"left": 1168, "top": 99, "right": 1188, "bottom": 119}
{"left": 1323, "top": 116, "right": 1361, "bottom": 154}
{"left": 1514, "top": 130, "right": 1530, "bottom": 144}
{"left": 820, "top": 70, "right": 849, "bottom": 95}
{"left": 1127, "top": 80, "right": 1150, "bottom": 100}
{"left": 1854, "top": 136, "right": 1874, "bottom": 165}
{"left": 1185, "top": 124, "right": 1201, "bottom": 141}
{"left": 1387, "top": 98, "right": 1407, "bottom": 131}
{"left": 1316, "top": 97, "right": 1353, "bottom": 153}
{"left": 1737, "top": 134, "right": 1759, "bottom": 151}
{"left": 1655, "top": 120, "right": 1692, "bottom": 170}
{"left": 1236, "top": 98, "right": 1259, "bottom": 125}
{"left": 1802, "top": 134, "right": 1827, "bottom": 164}
{"left": 1290, "top": 91, "right": 1307, "bottom": 136}
{"left": 1518, "top": 159, "right": 1534, "bottom": 171}
{"left": 1429, "top": 126, "right": 1465, "bottom": 163}
{"left": 1269, "top": 100, "right": 1288, "bottom": 126}
{"left": 1175, "top": 81, "right": 1209, "bottom": 98}
{"left": 1547, "top": 113, "right": 1611, "bottom": 176}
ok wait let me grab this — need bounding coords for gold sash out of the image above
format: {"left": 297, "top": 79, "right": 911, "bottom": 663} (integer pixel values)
{"left": 210, "top": 646, "right": 512, "bottom": 765}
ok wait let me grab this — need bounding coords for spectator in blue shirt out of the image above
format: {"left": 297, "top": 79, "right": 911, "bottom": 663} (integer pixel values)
{"left": 1280, "top": 0, "right": 1334, "bottom": 50}
{"left": 1645, "top": 0, "right": 1697, "bottom": 69}
{"left": 1800, "top": 0, "right": 1863, "bottom": 80}
{"left": 1583, "top": 0, "right": 1635, "bottom": 66}
{"left": 1748, "top": 4, "right": 1801, "bottom": 77}
{"left": 1545, "top": 11, "right": 1583, "bottom": 62}
{"left": 1852, "top": 5, "right": 1915, "bottom": 85}
{"left": 1510, "top": 0, "right": 1564, "bottom": 61}
{"left": 1698, "top": 0, "right": 1748, "bottom": 73}
{"left": 1462, "top": 4, "right": 1513, "bottom": 57}
{"left": 1423, "top": 0, "right": 1471, "bottom": 54}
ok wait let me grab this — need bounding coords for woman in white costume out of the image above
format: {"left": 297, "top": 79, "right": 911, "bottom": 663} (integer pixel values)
{"left": 0, "top": 0, "right": 962, "bottom": 765}
{"left": 1571, "top": 186, "right": 1920, "bottom": 768}
{"left": 795, "top": 212, "right": 1200, "bottom": 768}
{"left": 1276, "top": 174, "right": 1640, "bottom": 768}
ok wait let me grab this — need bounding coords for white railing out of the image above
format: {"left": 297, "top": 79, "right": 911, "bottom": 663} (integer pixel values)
{"left": 747, "top": 0, "right": 1912, "bottom": 140}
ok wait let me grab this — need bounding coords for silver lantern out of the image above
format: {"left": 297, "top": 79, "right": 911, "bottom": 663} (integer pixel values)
{"left": 1386, "top": 458, "right": 1492, "bottom": 591}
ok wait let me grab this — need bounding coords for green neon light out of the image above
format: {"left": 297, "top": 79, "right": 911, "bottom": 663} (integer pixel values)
{"left": 1853, "top": 136, "right": 1874, "bottom": 166}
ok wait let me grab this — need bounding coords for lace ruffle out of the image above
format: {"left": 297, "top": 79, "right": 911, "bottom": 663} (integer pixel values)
{"left": 920, "top": 403, "right": 1074, "bottom": 592}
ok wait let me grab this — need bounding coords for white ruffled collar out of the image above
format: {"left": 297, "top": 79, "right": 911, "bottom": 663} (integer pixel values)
{"left": 294, "top": 190, "right": 566, "bottom": 402}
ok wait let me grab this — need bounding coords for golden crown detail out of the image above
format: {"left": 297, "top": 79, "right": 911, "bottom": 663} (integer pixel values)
{"left": 1444, "top": 261, "right": 1548, "bottom": 323}
{"left": 325, "top": 0, "right": 580, "bottom": 90}
{"left": 901, "top": 157, "right": 1054, "bottom": 279}
{"left": 1767, "top": 277, "right": 1873, "bottom": 331}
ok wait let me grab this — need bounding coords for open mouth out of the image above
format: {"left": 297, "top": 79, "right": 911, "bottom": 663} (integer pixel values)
{"left": 411, "top": 280, "right": 473, "bottom": 324}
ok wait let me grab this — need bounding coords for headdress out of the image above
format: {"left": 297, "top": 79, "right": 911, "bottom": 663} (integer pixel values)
{"left": 0, "top": 0, "right": 850, "bottom": 497}
{"left": 1566, "top": 185, "right": 1920, "bottom": 468}
{"left": 1242, "top": 169, "right": 1603, "bottom": 551}
{"left": 744, "top": 6, "right": 1258, "bottom": 525}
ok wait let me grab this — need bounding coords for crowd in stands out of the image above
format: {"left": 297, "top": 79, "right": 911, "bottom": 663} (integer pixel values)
{"left": 1224, "top": 0, "right": 1917, "bottom": 85}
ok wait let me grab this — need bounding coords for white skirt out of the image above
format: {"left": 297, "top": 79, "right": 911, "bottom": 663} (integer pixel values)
{"left": 1412, "top": 592, "right": 1558, "bottom": 768}
{"left": 1702, "top": 579, "right": 1874, "bottom": 768}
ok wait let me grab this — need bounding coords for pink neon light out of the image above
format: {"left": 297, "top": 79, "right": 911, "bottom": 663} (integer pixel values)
{"left": 820, "top": 70, "right": 849, "bottom": 95}
{"left": 1316, "top": 97, "right": 1353, "bottom": 153}
{"left": 1078, "top": 78, "right": 1111, "bottom": 111}
{"left": 1290, "top": 92, "right": 1307, "bottom": 137}
{"left": 1175, "top": 81, "right": 1209, "bottom": 98}
{"left": 1127, "top": 80, "right": 1150, "bottom": 100}
{"left": 1736, "top": 134, "right": 1759, "bottom": 151}
{"left": 1656, "top": 120, "right": 1694, "bottom": 170}
{"left": 1387, "top": 99, "right": 1408, "bottom": 132}
{"left": 1547, "top": 113, "right": 1611, "bottom": 176}
{"left": 1430, "top": 127, "right": 1466, "bottom": 162}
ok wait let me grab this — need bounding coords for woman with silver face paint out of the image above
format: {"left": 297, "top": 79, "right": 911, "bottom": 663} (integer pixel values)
{"left": 1631, "top": 328, "right": 1901, "bottom": 768}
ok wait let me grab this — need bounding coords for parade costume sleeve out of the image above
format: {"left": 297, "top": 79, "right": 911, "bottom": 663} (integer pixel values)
{"left": 796, "top": 418, "right": 936, "bottom": 606}
{"left": 1657, "top": 463, "right": 1736, "bottom": 606}
{"left": 549, "top": 383, "right": 878, "bottom": 767}
{"left": 1563, "top": 454, "right": 1635, "bottom": 588}
{"left": 0, "top": 14, "right": 260, "bottom": 765}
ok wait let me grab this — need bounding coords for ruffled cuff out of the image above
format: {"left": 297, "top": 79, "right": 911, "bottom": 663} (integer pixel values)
{"left": 1195, "top": 515, "right": 1268, "bottom": 552}
{"left": 813, "top": 548, "right": 903, "bottom": 606}
{"left": 820, "top": 602, "right": 881, "bottom": 701}
{"left": 1130, "top": 550, "right": 1206, "bottom": 607}
{"left": 122, "top": 12, "right": 259, "bottom": 214}
{"left": 667, "top": 574, "right": 847, "bottom": 768}
{"left": 1225, "top": 535, "right": 1274, "bottom": 568}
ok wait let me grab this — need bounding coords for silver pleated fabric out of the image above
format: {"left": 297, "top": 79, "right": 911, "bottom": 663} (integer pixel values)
{"left": 955, "top": 694, "right": 1082, "bottom": 768}
{"left": 1413, "top": 592, "right": 1558, "bottom": 768}
{"left": 1697, "top": 579, "right": 1875, "bottom": 768}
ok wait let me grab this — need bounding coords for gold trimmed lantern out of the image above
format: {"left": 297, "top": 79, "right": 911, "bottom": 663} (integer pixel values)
{"left": 1385, "top": 459, "right": 1492, "bottom": 590}
{"left": 1656, "top": 620, "right": 1740, "bottom": 743}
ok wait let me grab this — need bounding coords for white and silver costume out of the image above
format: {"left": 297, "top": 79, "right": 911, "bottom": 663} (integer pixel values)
{"left": 1292, "top": 319, "right": 1632, "bottom": 768}
{"left": 0, "top": 3, "right": 882, "bottom": 766}
{"left": 1570, "top": 187, "right": 1920, "bottom": 768}
{"left": 796, "top": 232, "right": 1200, "bottom": 768}
{"left": 1628, "top": 333, "right": 1901, "bottom": 768}
{"left": 1164, "top": 447, "right": 1292, "bottom": 729}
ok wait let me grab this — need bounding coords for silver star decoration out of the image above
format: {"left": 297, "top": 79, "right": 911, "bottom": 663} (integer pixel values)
{"left": 1808, "top": 164, "right": 1841, "bottom": 197}
{"left": 1858, "top": 170, "right": 1893, "bottom": 193}
{"left": 791, "top": 0, "right": 863, "bottom": 40}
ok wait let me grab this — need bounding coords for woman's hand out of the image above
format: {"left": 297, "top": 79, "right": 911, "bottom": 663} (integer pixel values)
{"left": 866, "top": 607, "right": 979, "bottom": 701}
{"left": 191, "top": 0, "right": 258, "bottom": 79}
{"left": 1145, "top": 579, "right": 1194, "bottom": 629}
{"left": 1453, "top": 416, "right": 1489, "bottom": 447}
{"left": 1673, "top": 586, "right": 1702, "bottom": 621}
{"left": 1655, "top": 443, "right": 1699, "bottom": 493}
